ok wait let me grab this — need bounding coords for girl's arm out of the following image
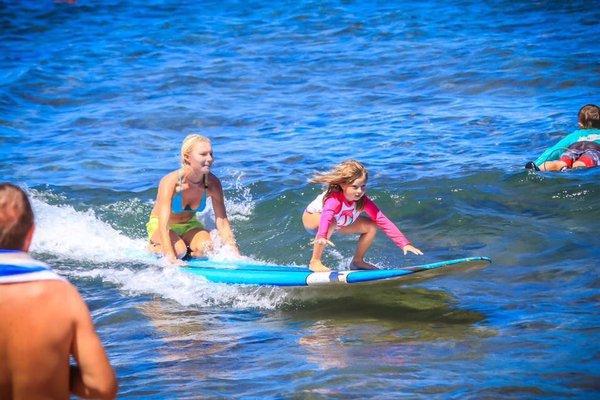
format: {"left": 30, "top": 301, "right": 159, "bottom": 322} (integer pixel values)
{"left": 208, "top": 174, "right": 240, "bottom": 254}
{"left": 316, "top": 196, "right": 342, "bottom": 239}
{"left": 362, "top": 196, "right": 411, "bottom": 249}
{"left": 309, "top": 196, "right": 342, "bottom": 272}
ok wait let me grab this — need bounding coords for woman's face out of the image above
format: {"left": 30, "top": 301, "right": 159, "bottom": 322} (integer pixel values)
{"left": 341, "top": 174, "right": 367, "bottom": 202}
{"left": 186, "top": 141, "right": 213, "bottom": 173}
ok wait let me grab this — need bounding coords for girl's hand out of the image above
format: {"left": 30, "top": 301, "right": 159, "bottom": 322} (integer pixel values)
{"left": 402, "top": 244, "right": 423, "bottom": 256}
{"left": 311, "top": 238, "right": 335, "bottom": 247}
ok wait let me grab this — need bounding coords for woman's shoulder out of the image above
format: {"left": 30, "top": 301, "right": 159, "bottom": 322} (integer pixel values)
{"left": 206, "top": 173, "right": 224, "bottom": 196}
{"left": 206, "top": 172, "right": 221, "bottom": 187}
{"left": 158, "top": 169, "right": 182, "bottom": 189}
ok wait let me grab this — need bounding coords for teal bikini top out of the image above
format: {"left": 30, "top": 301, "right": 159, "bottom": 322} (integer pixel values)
{"left": 171, "top": 171, "right": 208, "bottom": 213}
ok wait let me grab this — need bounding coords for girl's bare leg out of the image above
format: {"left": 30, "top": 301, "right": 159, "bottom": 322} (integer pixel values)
{"left": 540, "top": 160, "right": 568, "bottom": 171}
{"left": 303, "top": 212, "right": 333, "bottom": 271}
{"left": 338, "top": 216, "right": 378, "bottom": 270}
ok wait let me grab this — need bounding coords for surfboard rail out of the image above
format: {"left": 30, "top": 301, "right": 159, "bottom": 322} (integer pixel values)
{"left": 183, "top": 256, "right": 491, "bottom": 287}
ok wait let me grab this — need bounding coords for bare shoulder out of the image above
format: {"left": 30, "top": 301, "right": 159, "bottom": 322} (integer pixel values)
{"left": 0, "top": 280, "right": 86, "bottom": 326}
{"left": 207, "top": 172, "right": 221, "bottom": 186}
{"left": 156, "top": 170, "right": 182, "bottom": 202}
{"left": 3, "top": 279, "right": 75, "bottom": 299}
{"left": 159, "top": 170, "right": 180, "bottom": 188}
{"left": 42, "top": 281, "right": 93, "bottom": 326}
{"left": 28, "top": 280, "right": 84, "bottom": 306}
{"left": 207, "top": 172, "right": 223, "bottom": 192}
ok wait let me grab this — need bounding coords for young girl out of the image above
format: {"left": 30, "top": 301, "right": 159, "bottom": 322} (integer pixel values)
{"left": 302, "top": 160, "right": 422, "bottom": 272}
{"left": 147, "top": 134, "right": 239, "bottom": 265}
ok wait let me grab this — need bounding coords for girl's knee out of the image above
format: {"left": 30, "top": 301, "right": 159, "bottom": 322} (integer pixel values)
{"left": 364, "top": 220, "right": 377, "bottom": 235}
{"left": 542, "top": 160, "right": 568, "bottom": 171}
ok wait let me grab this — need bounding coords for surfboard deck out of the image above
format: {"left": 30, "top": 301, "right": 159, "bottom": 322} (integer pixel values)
{"left": 183, "top": 256, "right": 491, "bottom": 287}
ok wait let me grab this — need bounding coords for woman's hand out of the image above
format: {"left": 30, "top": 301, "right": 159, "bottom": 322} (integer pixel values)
{"left": 166, "top": 255, "right": 186, "bottom": 266}
{"left": 402, "top": 244, "right": 423, "bottom": 255}
{"left": 225, "top": 243, "right": 241, "bottom": 257}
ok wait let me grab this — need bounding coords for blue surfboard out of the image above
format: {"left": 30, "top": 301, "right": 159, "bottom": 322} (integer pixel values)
{"left": 183, "top": 256, "right": 491, "bottom": 287}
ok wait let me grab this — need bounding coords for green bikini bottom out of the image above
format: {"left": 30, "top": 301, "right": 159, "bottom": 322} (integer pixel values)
{"left": 146, "top": 216, "right": 205, "bottom": 240}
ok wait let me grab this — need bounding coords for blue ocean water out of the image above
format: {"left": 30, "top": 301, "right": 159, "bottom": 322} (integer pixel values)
{"left": 1, "top": 0, "right": 599, "bottom": 398}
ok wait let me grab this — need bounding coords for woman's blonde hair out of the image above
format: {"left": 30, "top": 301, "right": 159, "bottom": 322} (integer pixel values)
{"left": 180, "top": 134, "right": 211, "bottom": 167}
{"left": 310, "top": 160, "right": 368, "bottom": 210}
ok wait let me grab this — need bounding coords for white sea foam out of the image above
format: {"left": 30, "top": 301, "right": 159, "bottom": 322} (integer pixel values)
{"left": 76, "top": 266, "right": 288, "bottom": 310}
{"left": 222, "top": 169, "right": 254, "bottom": 221}
{"left": 29, "top": 195, "right": 151, "bottom": 263}
{"left": 26, "top": 190, "right": 286, "bottom": 309}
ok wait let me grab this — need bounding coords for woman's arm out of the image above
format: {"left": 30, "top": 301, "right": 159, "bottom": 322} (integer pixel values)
{"left": 156, "top": 174, "right": 178, "bottom": 261}
{"left": 208, "top": 174, "right": 240, "bottom": 254}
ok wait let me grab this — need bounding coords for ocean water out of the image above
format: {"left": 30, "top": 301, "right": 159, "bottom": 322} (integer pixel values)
{"left": 1, "top": 0, "right": 599, "bottom": 398}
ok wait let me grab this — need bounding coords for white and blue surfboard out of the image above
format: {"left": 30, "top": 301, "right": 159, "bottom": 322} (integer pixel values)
{"left": 184, "top": 256, "right": 491, "bottom": 287}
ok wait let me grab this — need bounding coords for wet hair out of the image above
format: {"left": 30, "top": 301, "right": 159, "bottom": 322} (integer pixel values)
{"left": 578, "top": 104, "right": 600, "bottom": 129}
{"left": 0, "top": 183, "right": 34, "bottom": 250}
{"left": 310, "top": 160, "right": 368, "bottom": 210}
{"left": 180, "top": 134, "right": 211, "bottom": 167}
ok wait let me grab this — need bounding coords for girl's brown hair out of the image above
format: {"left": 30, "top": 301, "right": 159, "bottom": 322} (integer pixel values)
{"left": 310, "top": 160, "right": 368, "bottom": 210}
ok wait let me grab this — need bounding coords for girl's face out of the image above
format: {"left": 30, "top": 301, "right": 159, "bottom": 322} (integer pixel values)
{"left": 186, "top": 141, "right": 213, "bottom": 173}
{"left": 341, "top": 175, "right": 367, "bottom": 202}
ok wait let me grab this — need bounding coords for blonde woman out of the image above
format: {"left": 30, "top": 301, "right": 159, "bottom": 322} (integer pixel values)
{"left": 303, "top": 160, "right": 422, "bottom": 272}
{"left": 147, "top": 134, "right": 239, "bottom": 264}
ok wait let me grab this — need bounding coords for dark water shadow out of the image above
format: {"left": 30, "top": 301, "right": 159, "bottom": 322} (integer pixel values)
{"left": 273, "top": 285, "right": 493, "bottom": 371}
{"left": 280, "top": 284, "right": 485, "bottom": 326}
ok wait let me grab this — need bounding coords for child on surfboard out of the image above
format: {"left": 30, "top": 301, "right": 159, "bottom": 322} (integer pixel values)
{"left": 302, "top": 160, "right": 422, "bottom": 272}
{"left": 525, "top": 104, "right": 600, "bottom": 171}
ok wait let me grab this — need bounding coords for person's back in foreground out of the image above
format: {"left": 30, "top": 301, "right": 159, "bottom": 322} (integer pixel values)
{"left": 0, "top": 183, "right": 117, "bottom": 400}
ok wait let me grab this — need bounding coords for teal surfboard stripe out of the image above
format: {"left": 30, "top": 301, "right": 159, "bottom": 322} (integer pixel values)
{"left": 186, "top": 258, "right": 310, "bottom": 273}
{"left": 184, "top": 268, "right": 311, "bottom": 286}
{"left": 344, "top": 257, "right": 489, "bottom": 283}
{"left": 184, "top": 256, "right": 491, "bottom": 286}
